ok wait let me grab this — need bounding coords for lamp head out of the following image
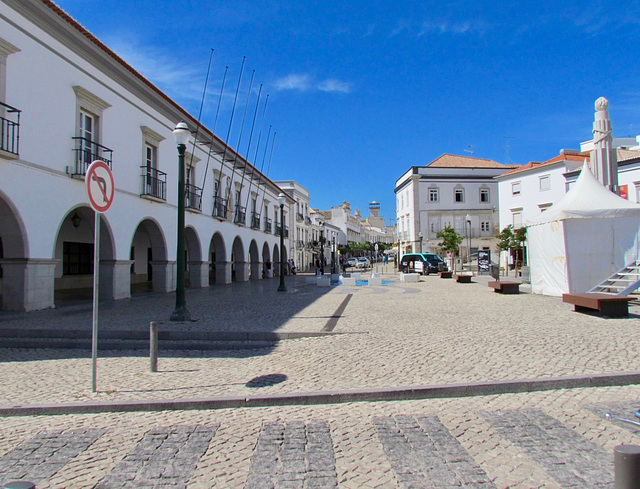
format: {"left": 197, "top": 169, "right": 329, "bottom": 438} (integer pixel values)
{"left": 173, "top": 121, "right": 190, "bottom": 147}
{"left": 465, "top": 214, "right": 471, "bottom": 223}
{"left": 278, "top": 193, "right": 286, "bottom": 206}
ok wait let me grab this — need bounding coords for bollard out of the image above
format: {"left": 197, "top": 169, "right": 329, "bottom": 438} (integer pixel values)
{"left": 615, "top": 444, "right": 640, "bottom": 488}
{"left": 150, "top": 321, "right": 158, "bottom": 373}
{"left": 3, "top": 482, "right": 36, "bottom": 489}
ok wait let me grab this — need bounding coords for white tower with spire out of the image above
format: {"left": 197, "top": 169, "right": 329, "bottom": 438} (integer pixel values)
{"left": 590, "top": 97, "right": 619, "bottom": 194}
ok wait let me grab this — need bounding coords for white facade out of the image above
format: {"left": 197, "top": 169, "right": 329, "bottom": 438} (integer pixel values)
{"left": 496, "top": 151, "right": 586, "bottom": 232}
{"left": 273, "top": 180, "right": 313, "bottom": 271}
{"left": 0, "top": 0, "right": 294, "bottom": 311}
{"left": 395, "top": 154, "right": 517, "bottom": 260}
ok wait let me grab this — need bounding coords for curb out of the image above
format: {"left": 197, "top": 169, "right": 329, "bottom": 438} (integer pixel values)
{"left": 1, "top": 371, "right": 639, "bottom": 417}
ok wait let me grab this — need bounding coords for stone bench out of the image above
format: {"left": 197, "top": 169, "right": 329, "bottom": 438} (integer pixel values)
{"left": 488, "top": 280, "right": 521, "bottom": 294}
{"left": 455, "top": 274, "right": 473, "bottom": 283}
{"left": 562, "top": 293, "right": 634, "bottom": 318}
{"left": 368, "top": 276, "right": 383, "bottom": 286}
{"left": 316, "top": 276, "right": 331, "bottom": 287}
{"left": 439, "top": 271, "right": 453, "bottom": 279}
{"left": 341, "top": 277, "right": 357, "bottom": 286}
{"left": 400, "top": 273, "right": 420, "bottom": 283}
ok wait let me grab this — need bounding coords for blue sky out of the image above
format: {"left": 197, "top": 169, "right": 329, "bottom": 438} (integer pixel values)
{"left": 55, "top": 0, "right": 640, "bottom": 223}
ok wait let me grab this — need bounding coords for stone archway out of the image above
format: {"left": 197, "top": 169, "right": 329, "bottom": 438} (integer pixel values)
{"left": 262, "top": 242, "right": 271, "bottom": 278}
{"left": 0, "top": 190, "right": 35, "bottom": 310}
{"left": 53, "top": 206, "right": 116, "bottom": 304}
{"left": 272, "top": 244, "right": 280, "bottom": 277}
{"left": 184, "top": 226, "right": 206, "bottom": 288}
{"left": 130, "top": 218, "right": 169, "bottom": 294}
{"left": 248, "top": 240, "right": 260, "bottom": 280}
{"left": 208, "top": 232, "right": 228, "bottom": 284}
{"left": 231, "top": 236, "right": 247, "bottom": 282}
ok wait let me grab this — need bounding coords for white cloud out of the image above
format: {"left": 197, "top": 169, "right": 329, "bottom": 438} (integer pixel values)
{"left": 274, "top": 74, "right": 352, "bottom": 94}
{"left": 274, "top": 73, "right": 312, "bottom": 91}
{"left": 318, "top": 79, "right": 352, "bottom": 93}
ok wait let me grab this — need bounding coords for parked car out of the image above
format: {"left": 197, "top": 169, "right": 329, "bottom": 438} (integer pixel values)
{"left": 355, "top": 257, "right": 370, "bottom": 268}
{"left": 399, "top": 253, "right": 447, "bottom": 275}
{"left": 346, "top": 258, "right": 357, "bottom": 267}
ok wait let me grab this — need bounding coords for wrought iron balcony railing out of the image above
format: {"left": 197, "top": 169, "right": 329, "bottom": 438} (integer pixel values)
{"left": 264, "top": 217, "right": 272, "bottom": 233}
{"left": 0, "top": 102, "right": 20, "bottom": 156}
{"left": 305, "top": 216, "right": 312, "bottom": 225}
{"left": 275, "top": 224, "right": 282, "bottom": 236}
{"left": 284, "top": 226, "right": 289, "bottom": 238}
{"left": 71, "top": 137, "right": 113, "bottom": 176}
{"left": 296, "top": 212, "right": 304, "bottom": 222}
{"left": 185, "top": 183, "right": 202, "bottom": 211}
{"left": 234, "top": 205, "right": 246, "bottom": 225}
{"left": 212, "top": 196, "right": 227, "bottom": 219}
{"left": 140, "top": 166, "right": 166, "bottom": 200}
{"left": 251, "top": 212, "right": 261, "bottom": 229}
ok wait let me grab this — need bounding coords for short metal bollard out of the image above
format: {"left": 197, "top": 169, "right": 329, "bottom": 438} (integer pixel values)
{"left": 615, "top": 444, "right": 640, "bottom": 488}
{"left": 3, "top": 481, "right": 36, "bottom": 489}
{"left": 150, "top": 321, "right": 158, "bottom": 373}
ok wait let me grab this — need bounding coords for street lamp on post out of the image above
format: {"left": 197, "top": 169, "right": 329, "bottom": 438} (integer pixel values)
{"left": 277, "top": 193, "right": 287, "bottom": 292}
{"left": 418, "top": 231, "right": 423, "bottom": 253}
{"left": 331, "top": 237, "right": 336, "bottom": 274}
{"left": 170, "top": 122, "right": 191, "bottom": 322}
{"left": 465, "top": 214, "right": 471, "bottom": 268}
{"left": 319, "top": 221, "right": 325, "bottom": 274}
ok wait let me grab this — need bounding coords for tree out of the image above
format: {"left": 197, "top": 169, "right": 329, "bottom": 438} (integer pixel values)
{"left": 497, "top": 225, "right": 527, "bottom": 277}
{"left": 436, "top": 225, "right": 463, "bottom": 269}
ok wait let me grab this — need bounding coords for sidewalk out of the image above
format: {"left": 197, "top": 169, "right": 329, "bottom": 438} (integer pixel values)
{"left": 1, "top": 272, "right": 639, "bottom": 487}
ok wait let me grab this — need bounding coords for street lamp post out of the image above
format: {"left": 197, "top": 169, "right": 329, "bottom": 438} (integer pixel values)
{"left": 277, "top": 193, "right": 287, "bottom": 292}
{"left": 465, "top": 214, "right": 472, "bottom": 269}
{"left": 331, "top": 237, "right": 336, "bottom": 275}
{"left": 418, "top": 231, "right": 423, "bottom": 253}
{"left": 170, "top": 122, "right": 191, "bottom": 321}
{"left": 319, "top": 222, "right": 325, "bottom": 275}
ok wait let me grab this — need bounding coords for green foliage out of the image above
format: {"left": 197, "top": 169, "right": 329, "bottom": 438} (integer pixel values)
{"left": 497, "top": 225, "right": 527, "bottom": 251}
{"left": 436, "top": 225, "right": 463, "bottom": 255}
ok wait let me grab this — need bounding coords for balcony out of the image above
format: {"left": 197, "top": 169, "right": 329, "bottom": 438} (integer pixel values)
{"left": 296, "top": 212, "right": 304, "bottom": 222}
{"left": 275, "top": 224, "right": 282, "bottom": 236}
{"left": 264, "top": 217, "right": 272, "bottom": 233}
{"left": 305, "top": 216, "right": 312, "bottom": 225}
{"left": 234, "top": 205, "right": 246, "bottom": 225}
{"left": 0, "top": 102, "right": 20, "bottom": 157}
{"left": 71, "top": 136, "right": 113, "bottom": 176}
{"left": 212, "top": 196, "right": 227, "bottom": 219}
{"left": 284, "top": 226, "right": 289, "bottom": 238}
{"left": 140, "top": 166, "right": 166, "bottom": 201}
{"left": 250, "top": 212, "right": 261, "bottom": 230}
{"left": 185, "top": 183, "right": 202, "bottom": 211}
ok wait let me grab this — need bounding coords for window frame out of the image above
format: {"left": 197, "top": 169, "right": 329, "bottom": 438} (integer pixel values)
{"left": 539, "top": 174, "right": 550, "bottom": 192}
{"left": 512, "top": 181, "right": 521, "bottom": 196}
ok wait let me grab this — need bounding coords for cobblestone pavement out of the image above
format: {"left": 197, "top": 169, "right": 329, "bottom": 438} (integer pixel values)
{"left": 1, "top": 272, "right": 640, "bottom": 487}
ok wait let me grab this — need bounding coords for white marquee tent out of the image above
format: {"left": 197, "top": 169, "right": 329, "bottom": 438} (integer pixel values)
{"left": 527, "top": 162, "right": 640, "bottom": 296}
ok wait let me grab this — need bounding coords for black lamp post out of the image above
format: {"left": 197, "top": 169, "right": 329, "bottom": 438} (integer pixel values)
{"left": 465, "top": 214, "right": 472, "bottom": 267}
{"left": 277, "top": 193, "right": 287, "bottom": 292}
{"left": 331, "top": 237, "right": 336, "bottom": 274}
{"left": 170, "top": 122, "right": 191, "bottom": 321}
{"left": 319, "top": 222, "right": 325, "bottom": 275}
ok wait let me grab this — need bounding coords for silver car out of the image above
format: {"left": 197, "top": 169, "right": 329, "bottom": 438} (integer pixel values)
{"left": 355, "top": 257, "right": 370, "bottom": 268}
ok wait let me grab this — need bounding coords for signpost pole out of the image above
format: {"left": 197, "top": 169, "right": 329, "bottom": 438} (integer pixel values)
{"left": 91, "top": 211, "right": 100, "bottom": 393}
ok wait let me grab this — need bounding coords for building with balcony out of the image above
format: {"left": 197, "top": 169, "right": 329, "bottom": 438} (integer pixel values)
{"left": 273, "top": 180, "right": 313, "bottom": 272}
{"left": 0, "top": 0, "right": 295, "bottom": 311}
{"left": 395, "top": 154, "right": 518, "bottom": 261}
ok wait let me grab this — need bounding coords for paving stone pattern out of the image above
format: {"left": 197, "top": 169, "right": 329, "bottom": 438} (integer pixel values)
{"left": 373, "top": 414, "right": 496, "bottom": 488}
{"left": 245, "top": 420, "right": 337, "bottom": 489}
{"left": 482, "top": 408, "right": 614, "bottom": 488}
{"left": 0, "top": 428, "right": 104, "bottom": 487}
{"left": 94, "top": 424, "right": 218, "bottom": 489}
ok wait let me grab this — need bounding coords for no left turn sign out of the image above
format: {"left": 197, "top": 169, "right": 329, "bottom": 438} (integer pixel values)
{"left": 86, "top": 160, "right": 114, "bottom": 213}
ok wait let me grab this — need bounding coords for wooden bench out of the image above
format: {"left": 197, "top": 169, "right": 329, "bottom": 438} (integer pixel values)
{"left": 439, "top": 271, "right": 453, "bottom": 279}
{"left": 488, "top": 280, "right": 521, "bottom": 294}
{"left": 455, "top": 274, "right": 472, "bottom": 283}
{"left": 562, "top": 293, "right": 634, "bottom": 318}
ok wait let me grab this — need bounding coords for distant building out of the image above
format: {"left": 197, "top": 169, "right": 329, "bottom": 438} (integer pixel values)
{"left": 395, "top": 154, "right": 518, "bottom": 260}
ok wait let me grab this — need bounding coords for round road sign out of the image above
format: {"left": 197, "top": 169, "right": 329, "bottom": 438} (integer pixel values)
{"left": 85, "top": 160, "right": 114, "bottom": 213}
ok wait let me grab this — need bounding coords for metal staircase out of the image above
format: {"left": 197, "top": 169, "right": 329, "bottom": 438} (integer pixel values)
{"left": 588, "top": 261, "right": 640, "bottom": 296}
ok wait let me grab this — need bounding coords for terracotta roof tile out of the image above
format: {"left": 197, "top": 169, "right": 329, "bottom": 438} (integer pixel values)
{"left": 499, "top": 151, "right": 590, "bottom": 177}
{"left": 426, "top": 154, "right": 518, "bottom": 169}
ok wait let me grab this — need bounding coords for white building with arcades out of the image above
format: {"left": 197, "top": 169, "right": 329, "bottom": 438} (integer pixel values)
{"left": 0, "top": 0, "right": 295, "bottom": 311}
